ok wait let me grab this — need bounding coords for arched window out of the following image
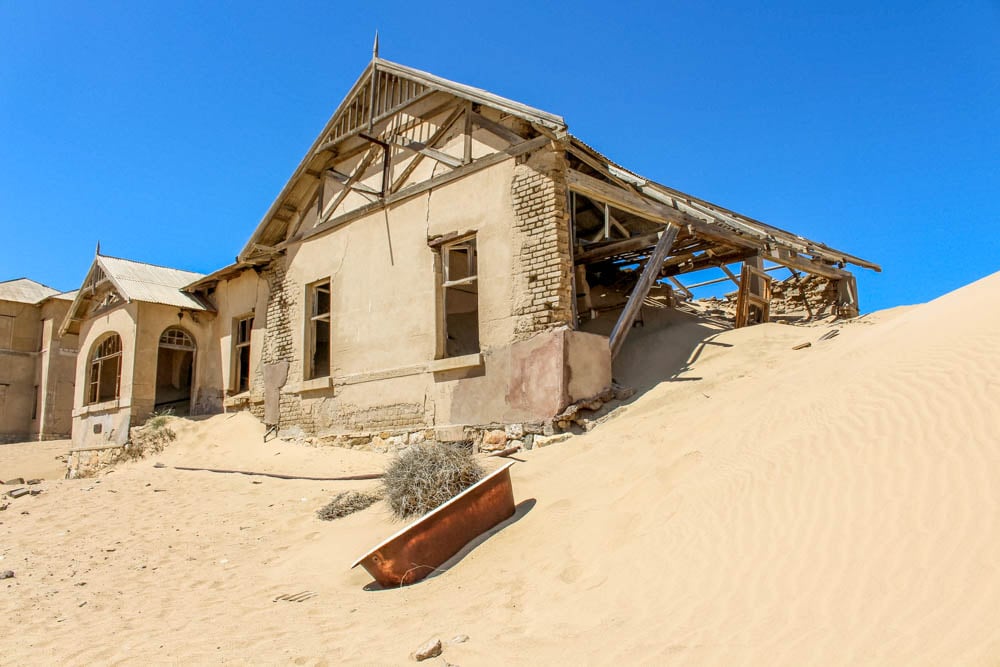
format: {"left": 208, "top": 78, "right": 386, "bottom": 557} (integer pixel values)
{"left": 159, "top": 327, "right": 195, "bottom": 350}
{"left": 88, "top": 333, "right": 122, "bottom": 404}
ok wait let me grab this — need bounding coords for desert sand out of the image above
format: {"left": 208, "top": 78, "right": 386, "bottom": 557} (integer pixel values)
{"left": 2, "top": 271, "right": 1000, "bottom": 665}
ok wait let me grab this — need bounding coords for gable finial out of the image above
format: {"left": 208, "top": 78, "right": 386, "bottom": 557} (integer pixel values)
{"left": 372, "top": 30, "right": 379, "bottom": 59}
{"left": 96, "top": 240, "right": 101, "bottom": 256}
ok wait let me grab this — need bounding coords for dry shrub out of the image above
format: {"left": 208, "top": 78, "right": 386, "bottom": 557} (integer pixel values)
{"left": 316, "top": 490, "right": 382, "bottom": 521}
{"left": 123, "top": 411, "right": 177, "bottom": 462}
{"left": 382, "top": 442, "right": 484, "bottom": 520}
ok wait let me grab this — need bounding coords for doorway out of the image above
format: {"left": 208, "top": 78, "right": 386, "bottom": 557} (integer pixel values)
{"left": 155, "top": 327, "right": 195, "bottom": 414}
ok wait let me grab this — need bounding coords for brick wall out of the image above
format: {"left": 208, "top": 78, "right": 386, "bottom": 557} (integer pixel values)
{"left": 250, "top": 259, "right": 307, "bottom": 428}
{"left": 510, "top": 145, "right": 574, "bottom": 339}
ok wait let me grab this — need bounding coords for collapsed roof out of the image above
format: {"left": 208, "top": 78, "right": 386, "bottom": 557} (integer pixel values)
{"left": 235, "top": 57, "right": 879, "bottom": 283}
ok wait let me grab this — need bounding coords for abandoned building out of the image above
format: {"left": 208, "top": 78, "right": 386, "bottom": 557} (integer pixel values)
{"left": 61, "top": 56, "right": 879, "bottom": 449}
{"left": 0, "top": 278, "right": 78, "bottom": 443}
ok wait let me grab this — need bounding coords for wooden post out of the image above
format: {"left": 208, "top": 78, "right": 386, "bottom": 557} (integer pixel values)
{"left": 609, "top": 224, "right": 679, "bottom": 358}
{"left": 836, "top": 275, "right": 859, "bottom": 318}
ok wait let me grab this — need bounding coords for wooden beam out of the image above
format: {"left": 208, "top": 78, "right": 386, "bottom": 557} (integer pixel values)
{"left": 463, "top": 102, "right": 473, "bottom": 164}
{"left": 470, "top": 111, "right": 528, "bottom": 145}
{"left": 319, "top": 146, "right": 380, "bottom": 224}
{"left": 667, "top": 276, "right": 693, "bottom": 300}
{"left": 720, "top": 264, "right": 741, "bottom": 287}
{"left": 762, "top": 249, "right": 850, "bottom": 280}
{"left": 609, "top": 224, "right": 679, "bottom": 359}
{"left": 574, "top": 232, "right": 660, "bottom": 264}
{"left": 389, "top": 106, "right": 464, "bottom": 194}
{"left": 295, "top": 135, "right": 550, "bottom": 245}
{"left": 388, "top": 137, "right": 461, "bottom": 168}
{"left": 567, "top": 169, "right": 761, "bottom": 252}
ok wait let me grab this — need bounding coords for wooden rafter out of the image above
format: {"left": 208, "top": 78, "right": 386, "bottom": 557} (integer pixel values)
{"left": 319, "top": 146, "right": 381, "bottom": 225}
{"left": 609, "top": 224, "right": 680, "bottom": 359}
{"left": 389, "top": 105, "right": 465, "bottom": 194}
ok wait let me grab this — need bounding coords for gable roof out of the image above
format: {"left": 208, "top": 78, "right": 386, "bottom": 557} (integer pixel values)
{"left": 0, "top": 278, "right": 60, "bottom": 305}
{"left": 236, "top": 57, "right": 877, "bottom": 275}
{"left": 238, "top": 57, "right": 566, "bottom": 261}
{"left": 97, "top": 255, "right": 209, "bottom": 309}
{"left": 61, "top": 254, "right": 210, "bottom": 336}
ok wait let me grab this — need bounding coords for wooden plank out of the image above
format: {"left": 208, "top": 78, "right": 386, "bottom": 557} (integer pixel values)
{"left": 296, "top": 136, "right": 550, "bottom": 245}
{"left": 573, "top": 233, "right": 660, "bottom": 263}
{"left": 388, "top": 137, "right": 462, "bottom": 168}
{"left": 463, "top": 101, "right": 473, "bottom": 164}
{"left": 320, "top": 146, "right": 379, "bottom": 224}
{"left": 609, "top": 224, "right": 679, "bottom": 359}
{"left": 667, "top": 276, "right": 693, "bottom": 299}
{"left": 470, "top": 111, "right": 528, "bottom": 145}
{"left": 720, "top": 263, "right": 741, "bottom": 287}
{"left": 389, "top": 106, "right": 464, "bottom": 194}
{"left": 567, "top": 169, "right": 761, "bottom": 251}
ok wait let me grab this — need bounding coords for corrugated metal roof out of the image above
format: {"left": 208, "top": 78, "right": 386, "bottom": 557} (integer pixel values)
{"left": 0, "top": 278, "right": 59, "bottom": 304}
{"left": 98, "top": 255, "right": 209, "bottom": 311}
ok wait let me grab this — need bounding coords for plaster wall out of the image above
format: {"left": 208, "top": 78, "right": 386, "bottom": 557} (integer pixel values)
{"left": 132, "top": 302, "right": 217, "bottom": 417}
{"left": 254, "top": 143, "right": 597, "bottom": 435}
{"left": 71, "top": 303, "right": 139, "bottom": 447}
{"left": 0, "top": 298, "right": 41, "bottom": 441}
{"left": 202, "top": 269, "right": 267, "bottom": 404}
{"left": 35, "top": 298, "right": 77, "bottom": 439}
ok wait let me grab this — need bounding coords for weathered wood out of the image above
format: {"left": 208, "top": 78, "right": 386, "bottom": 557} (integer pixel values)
{"left": 320, "top": 146, "right": 380, "bottom": 224}
{"left": 296, "top": 136, "right": 550, "bottom": 245}
{"left": 720, "top": 263, "right": 741, "bottom": 287}
{"left": 667, "top": 276, "right": 693, "bottom": 299}
{"left": 567, "top": 169, "right": 761, "bottom": 251}
{"left": 735, "top": 259, "right": 773, "bottom": 328}
{"left": 609, "top": 224, "right": 679, "bottom": 359}
{"left": 573, "top": 233, "right": 660, "bottom": 263}
{"left": 463, "top": 101, "right": 473, "bottom": 164}
{"left": 388, "top": 137, "right": 462, "bottom": 169}
{"left": 470, "top": 111, "right": 528, "bottom": 145}
{"left": 762, "top": 249, "right": 850, "bottom": 281}
{"left": 389, "top": 105, "right": 465, "bottom": 194}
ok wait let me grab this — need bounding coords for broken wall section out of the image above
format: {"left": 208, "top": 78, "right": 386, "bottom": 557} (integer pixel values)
{"left": 511, "top": 146, "right": 574, "bottom": 339}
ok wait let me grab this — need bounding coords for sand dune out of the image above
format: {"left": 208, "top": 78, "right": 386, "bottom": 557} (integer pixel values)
{"left": 2, "top": 272, "right": 999, "bottom": 665}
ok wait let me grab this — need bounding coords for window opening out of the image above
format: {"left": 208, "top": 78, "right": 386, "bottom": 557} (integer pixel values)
{"left": 88, "top": 334, "right": 122, "bottom": 404}
{"left": 309, "top": 280, "right": 332, "bottom": 378}
{"left": 441, "top": 236, "right": 480, "bottom": 357}
{"left": 234, "top": 315, "right": 254, "bottom": 393}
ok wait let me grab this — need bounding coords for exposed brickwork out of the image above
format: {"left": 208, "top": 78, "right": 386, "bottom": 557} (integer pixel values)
{"left": 335, "top": 402, "right": 427, "bottom": 432}
{"left": 250, "top": 260, "right": 306, "bottom": 427}
{"left": 510, "top": 146, "right": 574, "bottom": 339}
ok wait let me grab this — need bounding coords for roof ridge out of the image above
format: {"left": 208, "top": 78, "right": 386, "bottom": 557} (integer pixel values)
{"left": 99, "top": 253, "right": 205, "bottom": 277}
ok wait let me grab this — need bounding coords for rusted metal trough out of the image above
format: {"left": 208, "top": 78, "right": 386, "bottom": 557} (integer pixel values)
{"left": 352, "top": 461, "right": 516, "bottom": 587}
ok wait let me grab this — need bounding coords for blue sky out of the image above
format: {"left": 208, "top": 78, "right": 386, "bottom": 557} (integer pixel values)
{"left": 1, "top": 1, "right": 997, "bottom": 313}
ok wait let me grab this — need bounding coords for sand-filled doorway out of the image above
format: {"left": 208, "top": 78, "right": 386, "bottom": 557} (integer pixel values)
{"left": 155, "top": 327, "right": 195, "bottom": 413}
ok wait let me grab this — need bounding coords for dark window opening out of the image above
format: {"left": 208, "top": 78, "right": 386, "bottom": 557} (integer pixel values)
{"left": 88, "top": 334, "right": 122, "bottom": 404}
{"left": 309, "top": 280, "right": 332, "bottom": 378}
{"left": 441, "top": 236, "right": 479, "bottom": 357}
{"left": 234, "top": 315, "right": 254, "bottom": 393}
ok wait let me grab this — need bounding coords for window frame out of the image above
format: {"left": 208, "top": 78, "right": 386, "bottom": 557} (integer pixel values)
{"left": 232, "top": 314, "right": 254, "bottom": 393}
{"left": 87, "top": 333, "right": 123, "bottom": 405}
{"left": 306, "top": 278, "right": 333, "bottom": 380}
{"left": 438, "top": 234, "right": 480, "bottom": 359}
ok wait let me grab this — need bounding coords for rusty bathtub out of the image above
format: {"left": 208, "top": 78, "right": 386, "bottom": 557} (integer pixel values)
{"left": 352, "top": 461, "right": 516, "bottom": 587}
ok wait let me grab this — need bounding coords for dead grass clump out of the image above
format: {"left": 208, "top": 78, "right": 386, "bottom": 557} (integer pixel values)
{"left": 316, "top": 490, "right": 382, "bottom": 521}
{"left": 382, "top": 442, "right": 484, "bottom": 520}
{"left": 123, "top": 411, "right": 177, "bottom": 462}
